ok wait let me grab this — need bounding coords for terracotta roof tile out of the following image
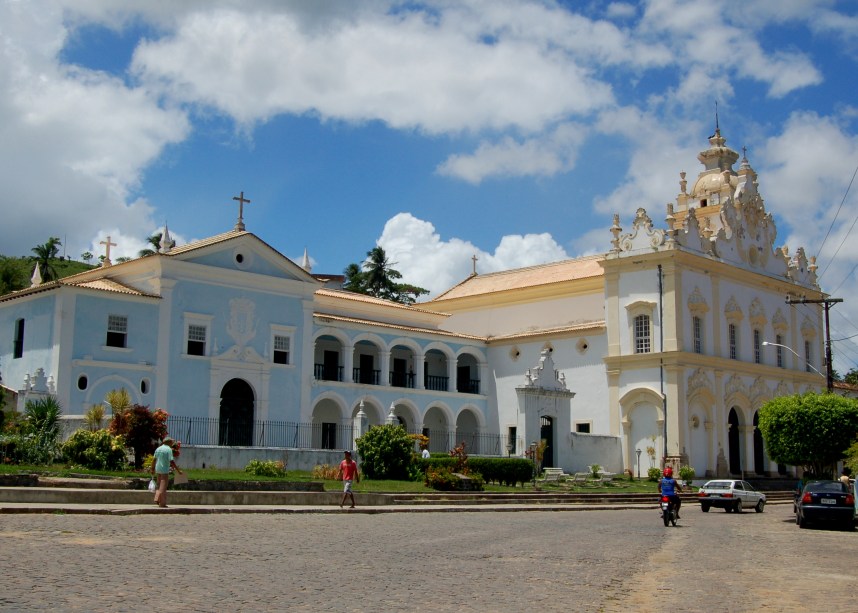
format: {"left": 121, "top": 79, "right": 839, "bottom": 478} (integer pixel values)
{"left": 429, "top": 255, "right": 604, "bottom": 302}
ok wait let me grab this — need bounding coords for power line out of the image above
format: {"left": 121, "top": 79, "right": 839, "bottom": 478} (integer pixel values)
{"left": 817, "top": 161, "right": 858, "bottom": 281}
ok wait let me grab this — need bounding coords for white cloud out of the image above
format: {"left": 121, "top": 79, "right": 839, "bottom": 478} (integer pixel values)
{"left": 0, "top": 1, "right": 189, "bottom": 260}
{"left": 129, "top": 4, "right": 616, "bottom": 134}
{"left": 436, "top": 123, "right": 588, "bottom": 184}
{"left": 377, "top": 213, "right": 568, "bottom": 296}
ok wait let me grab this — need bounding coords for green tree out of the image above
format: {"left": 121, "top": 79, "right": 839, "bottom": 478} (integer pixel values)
{"left": 138, "top": 231, "right": 173, "bottom": 258}
{"left": 758, "top": 392, "right": 858, "bottom": 478}
{"left": 343, "top": 246, "right": 428, "bottom": 305}
{"left": 0, "top": 258, "right": 26, "bottom": 294}
{"left": 81, "top": 251, "right": 94, "bottom": 264}
{"left": 843, "top": 368, "right": 858, "bottom": 386}
{"left": 30, "top": 237, "right": 62, "bottom": 282}
{"left": 354, "top": 424, "right": 414, "bottom": 480}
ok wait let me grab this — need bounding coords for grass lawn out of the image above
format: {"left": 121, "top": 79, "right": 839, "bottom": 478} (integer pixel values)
{"left": 0, "top": 463, "right": 665, "bottom": 494}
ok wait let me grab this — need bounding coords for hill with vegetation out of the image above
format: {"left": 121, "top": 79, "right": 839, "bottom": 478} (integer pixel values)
{"left": 0, "top": 255, "right": 96, "bottom": 296}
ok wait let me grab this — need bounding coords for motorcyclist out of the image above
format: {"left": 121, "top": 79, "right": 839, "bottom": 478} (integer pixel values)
{"left": 658, "top": 467, "right": 683, "bottom": 519}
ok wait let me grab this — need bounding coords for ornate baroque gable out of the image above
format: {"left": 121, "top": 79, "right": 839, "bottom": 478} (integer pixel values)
{"left": 749, "top": 377, "right": 771, "bottom": 409}
{"left": 724, "top": 296, "right": 743, "bottom": 323}
{"left": 723, "top": 373, "right": 749, "bottom": 404}
{"left": 748, "top": 297, "right": 767, "bottom": 327}
{"left": 687, "top": 287, "right": 709, "bottom": 315}
{"left": 772, "top": 308, "right": 788, "bottom": 333}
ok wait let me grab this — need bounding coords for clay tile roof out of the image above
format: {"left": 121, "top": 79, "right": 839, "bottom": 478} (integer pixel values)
{"left": 315, "top": 288, "right": 448, "bottom": 315}
{"left": 66, "top": 278, "right": 157, "bottom": 297}
{"left": 429, "top": 255, "right": 604, "bottom": 302}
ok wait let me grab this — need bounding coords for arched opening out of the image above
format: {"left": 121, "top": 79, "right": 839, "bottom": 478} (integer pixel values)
{"left": 456, "top": 353, "right": 480, "bottom": 394}
{"left": 728, "top": 408, "right": 741, "bottom": 475}
{"left": 455, "top": 408, "right": 481, "bottom": 454}
{"left": 753, "top": 411, "right": 765, "bottom": 475}
{"left": 540, "top": 415, "right": 554, "bottom": 469}
{"left": 219, "top": 379, "right": 255, "bottom": 446}
{"left": 423, "top": 406, "right": 451, "bottom": 453}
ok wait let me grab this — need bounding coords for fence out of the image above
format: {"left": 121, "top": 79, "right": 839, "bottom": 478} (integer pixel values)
{"left": 165, "top": 416, "right": 516, "bottom": 456}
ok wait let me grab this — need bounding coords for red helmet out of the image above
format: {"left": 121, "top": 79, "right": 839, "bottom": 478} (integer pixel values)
{"left": 663, "top": 467, "right": 673, "bottom": 477}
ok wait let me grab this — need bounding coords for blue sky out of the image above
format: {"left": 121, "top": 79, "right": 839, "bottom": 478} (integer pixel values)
{"left": 2, "top": 0, "right": 858, "bottom": 370}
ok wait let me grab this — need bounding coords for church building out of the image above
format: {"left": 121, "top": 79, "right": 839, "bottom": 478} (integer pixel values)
{"left": 0, "top": 128, "right": 826, "bottom": 477}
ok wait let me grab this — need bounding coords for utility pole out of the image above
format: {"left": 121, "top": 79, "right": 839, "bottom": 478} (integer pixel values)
{"left": 786, "top": 296, "right": 843, "bottom": 393}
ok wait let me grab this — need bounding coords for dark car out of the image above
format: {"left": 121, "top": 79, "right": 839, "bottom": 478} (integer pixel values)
{"left": 795, "top": 480, "right": 855, "bottom": 530}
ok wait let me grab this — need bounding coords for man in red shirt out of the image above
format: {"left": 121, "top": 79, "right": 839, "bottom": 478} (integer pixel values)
{"left": 337, "top": 450, "right": 360, "bottom": 509}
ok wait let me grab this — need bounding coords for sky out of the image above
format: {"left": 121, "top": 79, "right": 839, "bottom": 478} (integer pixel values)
{"left": 2, "top": 0, "right": 858, "bottom": 371}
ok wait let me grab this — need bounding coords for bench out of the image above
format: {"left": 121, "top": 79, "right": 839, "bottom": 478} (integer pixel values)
{"left": 541, "top": 468, "right": 569, "bottom": 482}
{"left": 571, "top": 472, "right": 590, "bottom": 484}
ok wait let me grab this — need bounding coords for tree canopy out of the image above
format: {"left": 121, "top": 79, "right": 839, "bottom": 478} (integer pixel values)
{"left": 343, "top": 246, "right": 428, "bottom": 305}
{"left": 30, "top": 237, "right": 62, "bottom": 282}
{"left": 758, "top": 392, "right": 858, "bottom": 478}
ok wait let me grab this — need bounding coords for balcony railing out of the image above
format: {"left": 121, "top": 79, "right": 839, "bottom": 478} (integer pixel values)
{"left": 424, "top": 374, "right": 449, "bottom": 391}
{"left": 314, "top": 364, "right": 344, "bottom": 382}
{"left": 389, "top": 371, "right": 416, "bottom": 388}
{"left": 456, "top": 379, "right": 480, "bottom": 394}
{"left": 352, "top": 367, "right": 381, "bottom": 385}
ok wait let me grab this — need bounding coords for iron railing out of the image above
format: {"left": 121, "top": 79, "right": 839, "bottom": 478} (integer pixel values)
{"left": 164, "top": 415, "right": 514, "bottom": 456}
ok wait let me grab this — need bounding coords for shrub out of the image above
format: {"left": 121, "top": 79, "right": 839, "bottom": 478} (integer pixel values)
{"left": 84, "top": 404, "right": 105, "bottom": 431}
{"left": 589, "top": 463, "right": 602, "bottom": 478}
{"left": 424, "top": 466, "right": 484, "bottom": 491}
{"left": 109, "top": 403, "right": 168, "bottom": 468}
{"left": 647, "top": 467, "right": 662, "bottom": 482}
{"left": 678, "top": 465, "right": 695, "bottom": 483}
{"left": 0, "top": 396, "right": 65, "bottom": 465}
{"left": 312, "top": 464, "right": 339, "bottom": 480}
{"left": 244, "top": 459, "right": 287, "bottom": 477}
{"left": 62, "top": 429, "right": 128, "bottom": 470}
{"left": 355, "top": 425, "right": 414, "bottom": 480}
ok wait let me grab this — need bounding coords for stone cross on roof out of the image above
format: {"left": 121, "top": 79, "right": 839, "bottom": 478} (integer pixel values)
{"left": 99, "top": 236, "right": 117, "bottom": 267}
{"left": 471, "top": 254, "right": 478, "bottom": 276}
{"left": 232, "top": 191, "right": 251, "bottom": 231}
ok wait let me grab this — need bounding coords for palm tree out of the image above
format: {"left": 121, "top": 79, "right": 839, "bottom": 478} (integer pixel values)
{"left": 138, "top": 232, "right": 163, "bottom": 258}
{"left": 343, "top": 246, "right": 428, "bottom": 304}
{"left": 30, "top": 237, "right": 62, "bottom": 282}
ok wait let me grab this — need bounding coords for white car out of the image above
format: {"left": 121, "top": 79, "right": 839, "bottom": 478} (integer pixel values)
{"left": 697, "top": 479, "right": 766, "bottom": 513}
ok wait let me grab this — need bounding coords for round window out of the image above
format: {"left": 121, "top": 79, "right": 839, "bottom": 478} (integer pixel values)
{"left": 77, "top": 375, "right": 88, "bottom": 391}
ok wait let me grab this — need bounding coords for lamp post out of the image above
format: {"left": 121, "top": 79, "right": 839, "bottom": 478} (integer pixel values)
{"left": 530, "top": 441, "right": 538, "bottom": 486}
{"left": 762, "top": 341, "right": 828, "bottom": 389}
{"left": 636, "top": 448, "right": 642, "bottom": 479}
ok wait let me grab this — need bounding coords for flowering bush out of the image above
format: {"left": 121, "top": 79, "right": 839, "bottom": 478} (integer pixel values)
{"left": 647, "top": 467, "right": 662, "bottom": 482}
{"left": 109, "top": 404, "right": 168, "bottom": 468}
{"left": 312, "top": 464, "right": 339, "bottom": 480}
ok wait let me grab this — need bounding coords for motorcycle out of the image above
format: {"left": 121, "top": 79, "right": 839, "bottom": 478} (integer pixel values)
{"left": 660, "top": 495, "right": 678, "bottom": 527}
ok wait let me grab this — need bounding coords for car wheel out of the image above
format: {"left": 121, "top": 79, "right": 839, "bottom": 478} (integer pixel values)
{"left": 795, "top": 512, "right": 800, "bottom": 525}
{"left": 755, "top": 500, "right": 765, "bottom": 513}
{"left": 734, "top": 499, "right": 743, "bottom": 513}
{"left": 701, "top": 504, "right": 710, "bottom": 513}
{"left": 798, "top": 513, "right": 808, "bottom": 529}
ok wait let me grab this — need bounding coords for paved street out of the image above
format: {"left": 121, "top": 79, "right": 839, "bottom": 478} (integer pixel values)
{"left": 0, "top": 505, "right": 854, "bottom": 612}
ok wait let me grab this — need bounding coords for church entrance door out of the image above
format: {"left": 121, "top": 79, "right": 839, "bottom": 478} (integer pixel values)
{"left": 219, "top": 378, "right": 255, "bottom": 446}
{"left": 728, "top": 408, "right": 741, "bottom": 475}
{"left": 540, "top": 416, "right": 554, "bottom": 469}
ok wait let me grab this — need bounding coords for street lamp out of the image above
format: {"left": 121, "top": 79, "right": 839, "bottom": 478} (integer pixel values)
{"left": 761, "top": 341, "right": 828, "bottom": 390}
{"left": 636, "top": 448, "right": 642, "bottom": 479}
{"left": 530, "top": 441, "right": 538, "bottom": 486}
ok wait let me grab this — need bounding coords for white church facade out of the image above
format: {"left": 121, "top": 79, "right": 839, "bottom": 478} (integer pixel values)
{"left": 0, "top": 128, "right": 826, "bottom": 476}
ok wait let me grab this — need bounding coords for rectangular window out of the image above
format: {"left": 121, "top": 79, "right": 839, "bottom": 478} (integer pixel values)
{"left": 805, "top": 340, "right": 812, "bottom": 373}
{"left": 575, "top": 422, "right": 591, "bottom": 433}
{"left": 106, "top": 315, "right": 127, "bottom": 348}
{"left": 729, "top": 323, "right": 737, "bottom": 360}
{"left": 693, "top": 316, "right": 703, "bottom": 354}
{"left": 187, "top": 324, "right": 207, "bottom": 356}
{"left": 507, "top": 427, "right": 517, "bottom": 456}
{"left": 753, "top": 329, "right": 761, "bottom": 364}
{"left": 13, "top": 318, "right": 24, "bottom": 359}
{"left": 273, "top": 335, "right": 290, "bottom": 365}
{"left": 776, "top": 334, "right": 784, "bottom": 368}
{"left": 634, "top": 314, "right": 651, "bottom": 354}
